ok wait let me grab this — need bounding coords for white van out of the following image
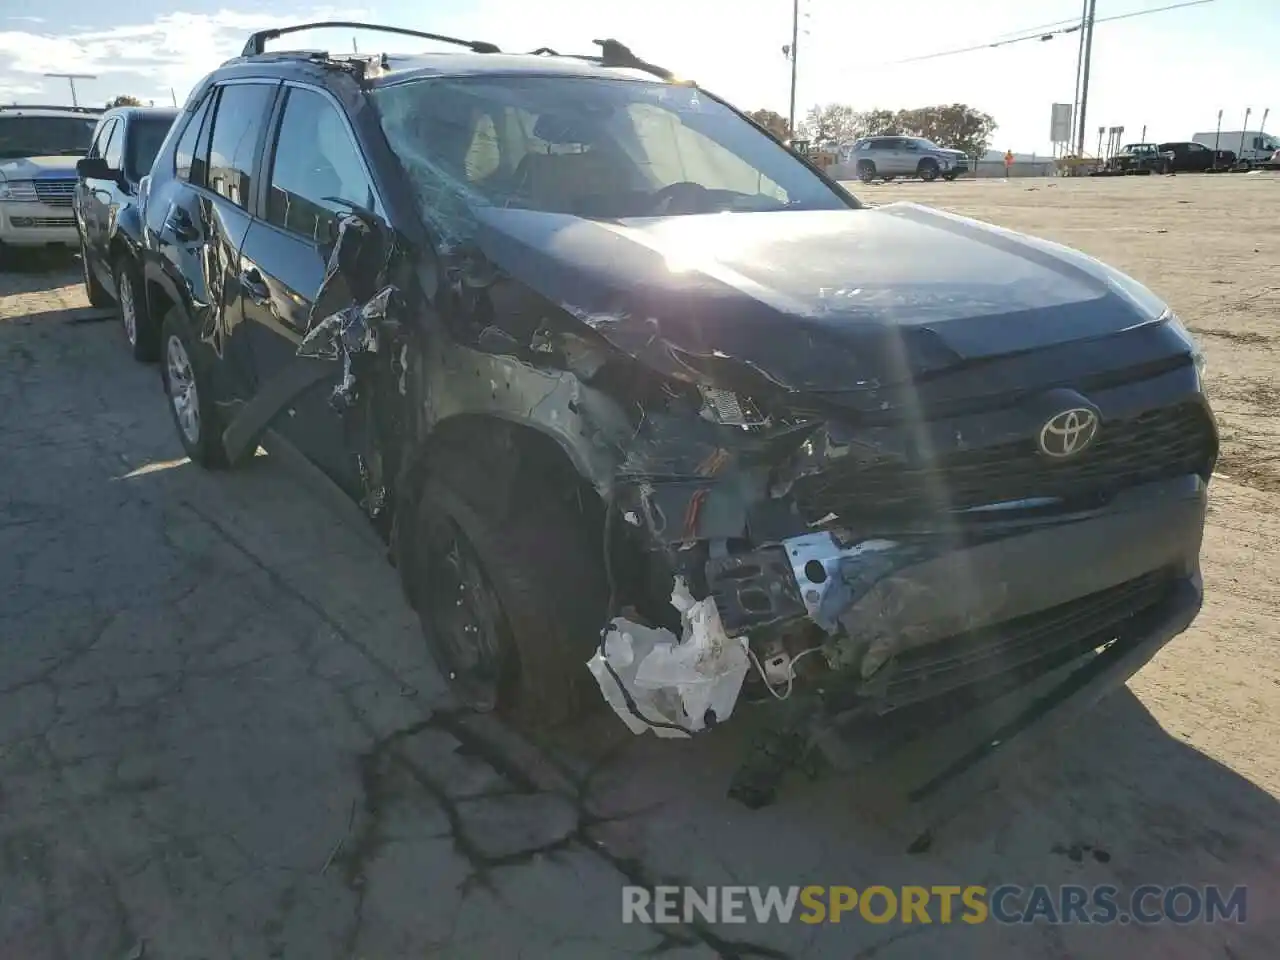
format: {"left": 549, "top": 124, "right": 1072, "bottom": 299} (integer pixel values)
{"left": 1192, "top": 130, "right": 1280, "bottom": 168}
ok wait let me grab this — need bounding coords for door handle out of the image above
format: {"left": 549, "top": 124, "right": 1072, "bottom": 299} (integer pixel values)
{"left": 239, "top": 267, "right": 271, "bottom": 304}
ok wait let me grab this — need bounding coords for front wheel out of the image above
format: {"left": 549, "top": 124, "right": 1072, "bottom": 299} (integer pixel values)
{"left": 856, "top": 160, "right": 876, "bottom": 182}
{"left": 409, "top": 466, "right": 609, "bottom": 729}
{"left": 917, "top": 159, "right": 939, "bottom": 182}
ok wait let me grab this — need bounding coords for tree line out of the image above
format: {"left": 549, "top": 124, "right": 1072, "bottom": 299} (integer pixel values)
{"left": 747, "top": 103, "right": 998, "bottom": 160}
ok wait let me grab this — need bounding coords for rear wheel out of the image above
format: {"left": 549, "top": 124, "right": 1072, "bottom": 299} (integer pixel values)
{"left": 917, "top": 159, "right": 939, "bottom": 182}
{"left": 856, "top": 160, "right": 876, "bottom": 182}
{"left": 80, "top": 243, "right": 111, "bottom": 308}
{"left": 409, "top": 458, "right": 609, "bottom": 729}
{"left": 160, "top": 308, "right": 235, "bottom": 468}
{"left": 116, "top": 255, "right": 158, "bottom": 362}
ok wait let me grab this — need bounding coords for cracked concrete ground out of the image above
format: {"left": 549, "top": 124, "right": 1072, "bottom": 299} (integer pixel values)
{"left": 2, "top": 176, "right": 1278, "bottom": 960}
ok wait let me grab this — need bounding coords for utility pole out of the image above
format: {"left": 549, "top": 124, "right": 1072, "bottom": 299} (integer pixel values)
{"left": 1070, "top": 0, "right": 1089, "bottom": 151}
{"left": 1074, "top": 0, "right": 1098, "bottom": 157}
{"left": 787, "top": 0, "right": 799, "bottom": 138}
{"left": 44, "top": 72, "right": 96, "bottom": 107}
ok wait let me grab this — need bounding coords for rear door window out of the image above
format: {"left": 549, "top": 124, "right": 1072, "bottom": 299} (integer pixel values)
{"left": 126, "top": 118, "right": 175, "bottom": 181}
{"left": 174, "top": 95, "right": 214, "bottom": 186}
{"left": 205, "top": 83, "right": 274, "bottom": 209}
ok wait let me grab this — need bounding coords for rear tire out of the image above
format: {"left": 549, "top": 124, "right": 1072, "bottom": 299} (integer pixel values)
{"left": 409, "top": 457, "right": 609, "bottom": 729}
{"left": 856, "top": 160, "right": 876, "bottom": 182}
{"left": 116, "top": 255, "right": 158, "bottom": 362}
{"left": 159, "top": 307, "right": 234, "bottom": 469}
{"left": 81, "top": 243, "right": 111, "bottom": 308}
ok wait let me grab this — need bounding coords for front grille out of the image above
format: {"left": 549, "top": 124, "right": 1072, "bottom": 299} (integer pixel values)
{"left": 792, "top": 402, "right": 1215, "bottom": 522}
{"left": 879, "top": 570, "right": 1174, "bottom": 712}
{"left": 32, "top": 178, "right": 76, "bottom": 207}
{"left": 12, "top": 216, "right": 73, "bottom": 228}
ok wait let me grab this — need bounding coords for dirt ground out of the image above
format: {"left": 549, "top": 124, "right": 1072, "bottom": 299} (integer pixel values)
{"left": 0, "top": 172, "right": 1277, "bottom": 958}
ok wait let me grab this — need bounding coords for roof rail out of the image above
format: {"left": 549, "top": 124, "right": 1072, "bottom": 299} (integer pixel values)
{"left": 529, "top": 39, "right": 677, "bottom": 83}
{"left": 241, "top": 20, "right": 500, "bottom": 57}
{"left": 0, "top": 103, "right": 103, "bottom": 114}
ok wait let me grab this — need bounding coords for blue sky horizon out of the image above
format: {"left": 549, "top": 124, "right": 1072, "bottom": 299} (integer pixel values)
{"left": 2, "top": 1, "right": 1276, "bottom": 153}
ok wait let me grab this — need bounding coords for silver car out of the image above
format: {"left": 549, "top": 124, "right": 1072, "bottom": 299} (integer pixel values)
{"left": 848, "top": 136, "right": 956, "bottom": 182}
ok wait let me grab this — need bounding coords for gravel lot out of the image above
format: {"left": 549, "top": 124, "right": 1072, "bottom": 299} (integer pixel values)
{"left": 1, "top": 172, "right": 1276, "bottom": 958}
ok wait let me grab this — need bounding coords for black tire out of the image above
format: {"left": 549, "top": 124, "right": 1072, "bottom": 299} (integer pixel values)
{"left": 917, "top": 159, "right": 939, "bottom": 182}
{"left": 115, "top": 254, "right": 158, "bottom": 362}
{"left": 409, "top": 459, "right": 609, "bottom": 729}
{"left": 856, "top": 160, "right": 876, "bottom": 182}
{"left": 159, "top": 307, "right": 234, "bottom": 468}
{"left": 80, "top": 243, "right": 112, "bottom": 308}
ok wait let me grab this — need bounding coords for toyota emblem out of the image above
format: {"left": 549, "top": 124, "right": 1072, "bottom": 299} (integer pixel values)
{"left": 1039, "top": 408, "right": 1099, "bottom": 458}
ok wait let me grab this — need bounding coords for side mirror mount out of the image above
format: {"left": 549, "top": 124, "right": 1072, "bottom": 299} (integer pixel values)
{"left": 76, "top": 156, "right": 112, "bottom": 180}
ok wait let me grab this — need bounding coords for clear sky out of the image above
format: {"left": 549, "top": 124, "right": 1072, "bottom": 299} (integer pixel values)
{"left": 1, "top": 1, "right": 1275, "bottom": 153}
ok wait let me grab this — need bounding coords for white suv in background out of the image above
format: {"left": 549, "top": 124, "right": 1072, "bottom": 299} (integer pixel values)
{"left": 847, "top": 136, "right": 956, "bottom": 182}
{"left": 0, "top": 105, "right": 101, "bottom": 262}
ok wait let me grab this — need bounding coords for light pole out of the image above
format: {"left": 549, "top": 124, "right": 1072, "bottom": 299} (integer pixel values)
{"left": 1070, "top": 0, "right": 1089, "bottom": 151}
{"left": 1074, "top": 0, "right": 1098, "bottom": 157}
{"left": 787, "top": 0, "right": 799, "bottom": 137}
{"left": 44, "top": 72, "right": 96, "bottom": 107}
{"left": 1238, "top": 107, "right": 1251, "bottom": 162}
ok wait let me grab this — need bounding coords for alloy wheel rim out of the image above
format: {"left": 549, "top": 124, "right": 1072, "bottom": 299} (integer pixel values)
{"left": 166, "top": 335, "right": 200, "bottom": 444}
{"left": 119, "top": 272, "right": 136, "bottom": 346}
{"left": 424, "top": 512, "right": 504, "bottom": 711}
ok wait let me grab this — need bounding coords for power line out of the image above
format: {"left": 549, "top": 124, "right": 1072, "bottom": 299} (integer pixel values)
{"left": 881, "top": 0, "right": 1215, "bottom": 66}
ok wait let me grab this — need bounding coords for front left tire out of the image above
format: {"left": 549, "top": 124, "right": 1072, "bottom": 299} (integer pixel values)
{"left": 407, "top": 456, "right": 609, "bottom": 729}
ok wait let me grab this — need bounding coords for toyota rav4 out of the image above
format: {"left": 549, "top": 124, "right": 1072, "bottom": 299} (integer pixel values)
{"left": 140, "top": 23, "right": 1216, "bottom": 808}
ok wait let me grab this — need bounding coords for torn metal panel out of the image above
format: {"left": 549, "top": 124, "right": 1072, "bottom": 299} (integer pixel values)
{"left": 298, "top": 284, "right": 403, "bottom": 411}
{"left": 424, "top": 342, "right": 634, "bottom": 494}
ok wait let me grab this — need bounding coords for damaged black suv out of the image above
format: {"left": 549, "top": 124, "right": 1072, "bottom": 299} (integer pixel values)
{"left": 142, "top": 22, "right": 1216, "bottom": 806}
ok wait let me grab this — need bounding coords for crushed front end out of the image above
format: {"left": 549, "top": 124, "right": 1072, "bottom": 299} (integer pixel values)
{"left": 588, "top": 326, "right": 1216, "bottom": 807}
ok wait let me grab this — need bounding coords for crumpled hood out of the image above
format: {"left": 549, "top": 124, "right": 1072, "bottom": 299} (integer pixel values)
{"left": 0, "top": 155, "right": 79, "bottom": 178}
{"left": 471, "top": 202, "right": 1169, "bottom": 392}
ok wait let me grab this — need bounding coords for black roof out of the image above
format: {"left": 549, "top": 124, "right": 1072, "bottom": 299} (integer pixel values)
{"left": 216, "top": 24, "right": 675, "bottom": 89}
